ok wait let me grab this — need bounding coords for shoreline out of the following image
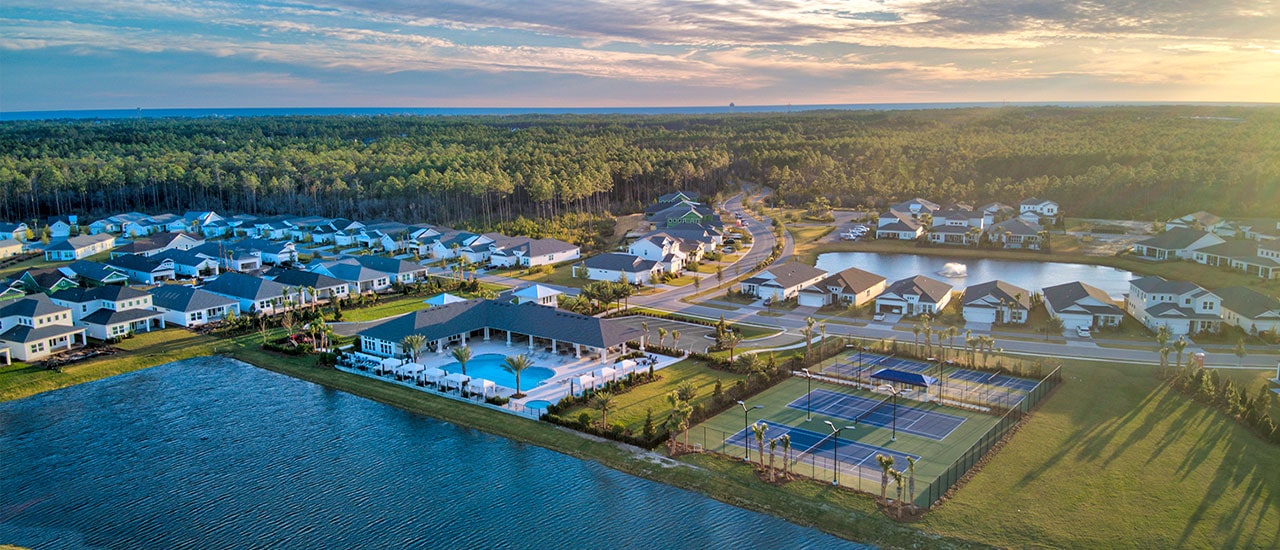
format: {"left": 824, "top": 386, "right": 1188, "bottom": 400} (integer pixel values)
{"left": 0, "top": 330, "right": 983, "bottom": 549}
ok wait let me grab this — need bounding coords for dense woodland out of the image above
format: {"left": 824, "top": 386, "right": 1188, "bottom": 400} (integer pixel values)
{"left": 1, "top": 106, "right": 1277, "bottom": 230}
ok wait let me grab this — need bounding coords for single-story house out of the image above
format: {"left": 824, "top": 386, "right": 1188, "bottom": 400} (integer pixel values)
{"left": 1132, "top": 228, "right": 1225, "bottom": 261}
{"left": 985, "top": 218, "right": 1044, "bottom": 249}
{"left": 47, "top": 216, "right": 76, "bottom": 239}
{"left": 60, "top": 260, "right": 129, "bottom": 287}
{"left": 104, "top": 254, "right": 176, "bottom": 285}
{"left": 352, "top": 255, "right": 427, "bottom": 284}
{"left": 15, "top": 268, "right": 80, "bottom": 294}
{"left": 81, "top": 308, "right": 166, "bottom": 340}
{"left": 1191, "top": 239, "right": 1280, "bottom": 280}
{"left": 876, "top": 211, "right": 924, "bottom": 240}
{"left": 578, "top": 253, "right": 664, "bottom": 285}
{"left": 1215, "top": 286, "right": 1280, "bottom": 334}
{"left": 0, "top": 222, "right": 29, "bottom": 241}
{"left": 874, "top": 275, "right": 954, "bottom": 316}
{"left": 149, "top": 285, "right": 242, "bottom": 327}
{"left": 0, "top": 240, "right": 22, "bottom": 259}
{"left": 962, "top": 280, "right": 1031, "bottom": 325}
{"left": 511, "top": 284, "right": 562, "bottom": 307}
{"left": 1041, "top": 281, "right": 1123, "bottom": 331}
{"left": 309, "top": 260, "right": 392, "bottom": 294}
{"left": 200, "top": 272, "right": 301, "bottom": 314}
{"left": 740, "top": 262, "right": 828, "bottom": 301}
{"left": 797, "top": 267, "right": 887, "bottom": 308}
{"left": 265, "top": 268, "right": 351, "bottom": 302}
{"left": 1166, "top": 211, "right": 1226, "bottom": 233}
{"left": 44, "top": 234, "right": 116, "bottom": 261}
{"left": 150, "top": 249, "right": 221, "bottom": 279}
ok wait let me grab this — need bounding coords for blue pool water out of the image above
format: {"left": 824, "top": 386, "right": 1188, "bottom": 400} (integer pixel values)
{"left": 0, "top": 357, "right": 868, "bottom": 549}
{"left": 442, "top": 353, "right": 556, "bottom": 390}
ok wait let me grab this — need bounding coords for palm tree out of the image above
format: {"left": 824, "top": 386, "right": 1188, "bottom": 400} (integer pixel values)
{"left": 921, "top": 315, "right": 933, "bottom": 357}
{"left": 911, "top": 323, "right": 922, "bottom": 355}
{"left": 891, "top": 468, "right": 905, "bottom": 512}
{"left": 1159, "top": 346, "right": 1171, "bottom": 373}
{"left": 876, "top": 454, "right": 894, "bottom": 500}
{"left": 665, "top": 391, "right": 694, "bottom": 451}
{"left": 451, "top": 345, "right": 472, "bottom": 376}
{"left": 768, "top": 436, "right": 778, "bottom": 482}
{"left": 1155, "top": 325, "right": 1172, "bottom": 355}
{"left": 819, "top": 321, "right": 828, "bottom": 351}
{"left": 804, "top": 316, "right": 817, "bottom": 359}
{"left": 722, "top": 331, "right": 743, "bottom": 362}
{"left": 675, "top": 381, "right": 698, "bottom": 403}
{"left": 657, "top": 327, "right": 668, "bottom": 348}
{"left": 590, "top": 391, "right": 616, "bottom": 430}
{"left": 400, "top": 334, "right": 427, "bottom": 364}
{"left": 946, "top": 326, "right": 959, "bottom": 362}
{"left": 779, "top": 434, "right": 791, "bottom": 478}
{"left": 751, "top": 421, "right": 768, "bottom": 468}
{"left": 670, "top": 329, "right": 681, "bottom": 349}
{"left": 1234, "top": 337, "right": 1247, "bottom": 367}
{"left": 501, "top": 353, "right": 533, "bottom": 396}
{"left": 641, "top": 320, "right": 649, "bottom": 349}
{"left": 1172, "top": 337, "right": 1188, "bottom": 371}
{"left": 906, "top": 456, "right": 917, "bottom": 508}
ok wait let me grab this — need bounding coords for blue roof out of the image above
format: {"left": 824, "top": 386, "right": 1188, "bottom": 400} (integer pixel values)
{"left": 870, "top": 368, "right": 936, "bottom": 388}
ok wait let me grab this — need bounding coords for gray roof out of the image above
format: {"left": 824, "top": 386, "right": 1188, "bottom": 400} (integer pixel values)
{"left": 987, "top": 217, "right": 1042, "bottom": 236}
{"left": 1130, "top": 276, "right": 1204, "bottom": 296}
{"left": 322, "top": 262, "right": 386, "bottom": 283}
{"left": 761, "top": 262, "right": 828, "bottom": 290}
{"left": 890, "top": 198, "right": 940, "bottom": 213}
{"left": 201, "top": 273, "right": 291, "bottom": 301}
{"left": 1020, "top": 197, "right": 1057, "bottom": 206}
{"left": 45, "top": 234, "right": 115, "bottom": 251}
{"left": 50, "top": 285, "right": 149, "bottom": 304}
{"left": 817, "top": 266, "right": 886, "bottom": 295}
{"left": 882, "top": 275, "right": 953, "bottom": 304}
{"left": 267, "top": 268, "right": 348, "bottom": 290}
{"left": 963, "top": 280, "right": 1032, "bottom": 310}
{"left": 0, "top": 294, "right": 69, "bottom": 318}
{"left": 82, "top": 308, "right": 163, "bottom": 326}
{"left": 105, "top": 254, "right": 172, "bottom": 273}
{"left": 353, "top": 255, "right": 422, "bottom": 275}
{"left": 151, "top": 248, "right": 217, "bottom": 267}
{"left": 1041, "top": 281, "right": 1122, "bottom": 316}
{"left": 1135, "top": 228, "right": 1218, "bottom": 250}
{"left": 65, "top": 260, "right": 127, "bottom": 283}
{"left": 0, "top": 222, "right": 27, "bottom": 233}
{"left": 358, "top": 299, "right": 641, "bottom": 349}
{"left": 0, "top": 324, "right": 84, "bottom": 344}
{"left": 232, "top": 238, "right": 292, "bottom": 255}
{"left": 1214, "top": 286, "right": 1280, "bottom": 320}
{"left": 149, "top": 285, "right": 238, "bottom": 312}
{"left": 582, "top": 253, "right": 661, "bottom": 273}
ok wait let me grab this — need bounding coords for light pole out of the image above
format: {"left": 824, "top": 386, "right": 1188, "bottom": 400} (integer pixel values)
{"left": 801, "top": 368, "right": 812, "bottom": 421}
{"left": 738, "top": 400, "right": 763, "bottom": 462}
{"left": 823, "top": 420, "right": 857, "bottom": 486}
{"left": 879, "top": 384, "right": 909, "bottom": 442}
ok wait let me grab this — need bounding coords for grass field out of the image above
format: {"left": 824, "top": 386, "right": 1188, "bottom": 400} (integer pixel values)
{"left": 562, "top": 358, "right": 749, "bottom": 430}
{"left": 339, "top": 286, "right": 507, "bottom": 322}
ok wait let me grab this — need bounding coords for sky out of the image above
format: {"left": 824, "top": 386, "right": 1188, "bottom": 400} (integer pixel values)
{"left": 1, "top": 0, "right": 1278, "bottom": 111}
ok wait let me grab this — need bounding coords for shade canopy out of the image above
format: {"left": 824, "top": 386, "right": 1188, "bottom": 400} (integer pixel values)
{"left": 870, "top": 368, "right": 936, "bottom": 388}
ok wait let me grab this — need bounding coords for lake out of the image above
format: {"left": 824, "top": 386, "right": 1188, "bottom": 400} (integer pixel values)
{"left": 815, "top": 252, "right": 1136, "bottom": 297}
{"left": 0, "top": 357, "right": 867, "bottom": 549}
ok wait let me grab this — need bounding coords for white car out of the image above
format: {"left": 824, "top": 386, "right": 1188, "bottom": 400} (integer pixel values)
{"left": 873, "top": 312, "right": 886, "bottom": 321}
{"left": 1076, "top": 326, "right": 1092, "bottom": 338}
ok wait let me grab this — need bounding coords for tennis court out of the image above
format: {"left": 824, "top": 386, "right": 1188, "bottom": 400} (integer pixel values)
{"left": 821, "top": 351, "right": 1038, "bottom": 409}
{"left": 946, "top": 367, "right": 1039, "bottom": 392}
{"left": 724, "top": 425, "right": 919, "bottom": 474}
{"left": 787, "top": 389, "right": 966, "bottom": 441}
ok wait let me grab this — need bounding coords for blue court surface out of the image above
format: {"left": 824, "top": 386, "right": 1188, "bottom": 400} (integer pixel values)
{"left": 787, "top": 389, "right": 966, "bottom": 441}
{"left": 724, "top": 425, "right": 919, "bottom": 473}
{"left": 830, "top": 352, "right": 1040, "bottom": 393}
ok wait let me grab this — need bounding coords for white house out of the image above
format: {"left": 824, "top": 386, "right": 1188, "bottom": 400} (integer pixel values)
{"left": 0, "top": 240, "right": 21, "bottom": 260}
{"left": 740, "top": 263, "right": 828, "bottom": 301}
{"left": 47, "top": 217, "right": 75, "bottom": 239}
{"left": 874, "top": 275, "right": 953, "bottom": 316}
{"left": 797, "top": 267, "right": 887, "bottom": 308}
{"left": 44, "top": 234, "right": 116, "bottom": 261}
{"left": 495, "top": 237, "right": 581, "bottom": 268}
{"left": 961, "top": 280, "right": 1031, "bottom": 325}
{"left": 50, "top": 285, "right": 164, "bottom": 340}
{"left": 1041, "top": 282, "right": 1123, "bottom": 331}
{"left": 1019, "top": 198, "right": 1059, "bottom": 217}
{"left": 579, "top": 253, "right": 664, "bottom": 285}
{"left": 0, "top": 294, "right": 87, "bottom": 362}
{"left": 266, "top": 268, "right": 351, "bottom": 303}
{"left": 985, "top": 218, "right": 1044, "bottom": 249}
{"left": 889, "top": 198, "right": 941, "bottom": 218}
{"left": 1132, "top": 228, "right": 1225, "bottom": 261}
{"left": 1125, "top": 276, "right": 1221, "bottom": 336}
{"left": 511, "top": 284, "right": 562, "bottom": 307}
{"left": 1166, "top": 211, "right": 1226, "bottom": 233}
{"left": 150, "top": 249, "right": 221, "bottom": 279}
{"left": 104, "top": 254, "right": 176, "bottom": 285}
{"left": 1215, "top": 286, "right": 1280, "bottom": 335}
{"left": 875, "top": 211, "right": 924, "bottom": 241}
{"left": 0, "top": 222, "right": 30, "bottom": 241}
{"left": 628, "top": 233, "right": 688, "bottom": 273}
{"left": 309, "top": 260, "right": 392, "bottom": 294}
{"left": 200, "top": 272, "right": 302, "bottom": 314}
{"left": 148, "top": 285, "right": 241, "bottom": 328}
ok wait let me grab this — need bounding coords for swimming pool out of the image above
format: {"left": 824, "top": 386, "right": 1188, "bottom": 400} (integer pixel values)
{"left": 441, "top": 353, "right": 556, "bottom": 391}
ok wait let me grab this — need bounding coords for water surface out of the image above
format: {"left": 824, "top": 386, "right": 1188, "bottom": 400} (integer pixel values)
{"left": 0, "top": 357, "right": 868, "bottom": 549}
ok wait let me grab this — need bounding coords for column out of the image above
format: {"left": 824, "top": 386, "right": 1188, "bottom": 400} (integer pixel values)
{"left": 575, "top": 343, "right": 581, "bottom": 358}
{"left": 437, "top": 339, "right": 446, "bottom": 354}
{"left": 551, "top": 339, "right": 557, "bottom": 354}
{"left": 528, "top": 335, "right": 535, "bottom": 351}
{"left": 506, "top": 331, "right": 512, "bottom": 347}
{"left": 484, "top": 327, "right": 490, "bottom": 341}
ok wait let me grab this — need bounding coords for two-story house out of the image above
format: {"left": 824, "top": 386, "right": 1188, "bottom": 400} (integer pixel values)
{"left": 0, "top": 294, "right": 86, "bottom": 362}
{"left": 50, "top": 285, "right": 165, "bottom": 340}
{"left": 1125, "top": 276, "right": 1221, "bottom": 336}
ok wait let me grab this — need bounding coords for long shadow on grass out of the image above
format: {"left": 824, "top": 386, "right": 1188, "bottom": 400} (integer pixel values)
{"left": 1176, "top": 416, "right": 1278, "bottom": 548}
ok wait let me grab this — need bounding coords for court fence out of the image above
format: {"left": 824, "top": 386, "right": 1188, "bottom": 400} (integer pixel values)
{"left": 917, "top": 364, "right": 1062, "bottom": 508}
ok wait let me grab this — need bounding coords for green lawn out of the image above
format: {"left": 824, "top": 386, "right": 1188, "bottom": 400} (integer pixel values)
{"left": 790, "top": 225, "right": 835, "bottom": 244}
{"left": 340, "top": 286, "right": 507, "bottom": 322}
{"left": 626, "top": 307, "right": 781, "bottom": 340}
{"left": 513, "top": 263, "right": 590, "bottom": 288}
{"left": 917, "top": 360, "right": 1280, "bottom": 548}
{"left": 563, "top": 359, "right": 749, "bottom": 430}
{"left": 0, "top": 254, "right": 60, "bottom": 279}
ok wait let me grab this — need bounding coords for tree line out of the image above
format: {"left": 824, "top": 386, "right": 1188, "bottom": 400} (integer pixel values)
{"left": 2, "top": 105, "right": 1276, "bottom": 228}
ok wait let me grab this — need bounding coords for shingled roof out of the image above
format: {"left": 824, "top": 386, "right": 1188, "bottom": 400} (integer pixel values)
{"left": 358, "top": 299, "right": 641, "bottom": 349}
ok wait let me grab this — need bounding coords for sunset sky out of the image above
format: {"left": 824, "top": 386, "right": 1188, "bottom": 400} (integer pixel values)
{"left": 2, "top": 0, "right": 1278, "bottom": 111}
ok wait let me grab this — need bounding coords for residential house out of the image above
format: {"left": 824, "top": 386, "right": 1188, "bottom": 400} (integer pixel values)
{"left": 491, "top": 237, "right": 581, "bottom": 268}
{"left": 648, "top": 201, "right": 718, "bottom": 228}
{"left": 0, "top": 294, "right": 86, "bottom": 362}
{"left": 265, "top": 268, "right": 350, "bottom": 302}
{"left": 0, "top": 240, "right": 21, "bottom": 259}
{"left": 150, "top": 249, "right": 221, "bottom": 279}
{"left": 889, "top": 198, "right": 941, "bottom": 219}
{"left": 15, "top": 268, "right": 79, "bottom": 294}
{"left": 104, "top": 254, "right": 176, "bottom": 285}
{"left": 511, "top": 284, "right": 562, "bottom": 307}
{"left": 962, "top": 280, "right": 1031, "bottom": 325}
{"left": 874, "top": 275, "right": 954, "bottom": 316}
{"left": 350, "top": 255, "right": 427, "bottom": 285}
{"left": 110, "top": 231, "right": 205, "bottom": 258}
{"left": 1191, "top": 239, "right": 1280, "bottom": 279}
{"left": 875, "top": 211, "right": 924, "bottom": 241}
{"left": 797, "top": 266, "right": 887, "bottom": 308}
{"left": 188, "top": 242, "right": 261, "bottom": 272}
{"left": 50, "top": 285, "right": 159, "bottom": 330}
{"left": 59, "top": 260, "right": 129, "bottom": 287}
{"left": 1166, "top": 211, "right": 1226, "bottom": 233}
{"left": 200, "top": 219, "right": 235, "bottom": 239}
{"left": 985, "top": 218, "right": 1044, "bottom": 249}
{"left": 1041, "top": 282, "right": 1124, "bottom": 330}
{"left": 250, "top": 216, "right": 294, "bottom": 240}
{"left": 1132, "top": 228, "right": 1225, "bottom": 261}
{"left": 149, "top": 285, "right": 242, "bottom": 328}
{"left": 309, "top": 260, "right": 392, "bottom": 294}
{"left": 0, "top": 222, "right": 29, "bottom": 241}
{"left": 1019, "top": 198, "right": 1059, "bottom": 217}
{"left": 231, "top": 238, "right": 298, "bottom": 266}
{"left": 628, "top": 233, "right": 689, "bottom": 273}
{"left": 88, "top": 219, "right": 118, "bottom": 235}
{"left": 578, "top": 253, "right": 664, "bottom": 285}
{"left": 44, "top": 234, "right": 116, "bottom": 261}
{"left": 1125, "top": 276, "right": 1222, "bottom": 336}
{"left": 200, "top": 272, "right": 300, "bottom": 314}
{"left": 740, "top": 262, "right": 828, "bottom": 301}
{"left": 1215, "top": 286, "right": 1280, "bottom": 335}
{"left": 47, "top": 216, "right": 76, "bottom": 238}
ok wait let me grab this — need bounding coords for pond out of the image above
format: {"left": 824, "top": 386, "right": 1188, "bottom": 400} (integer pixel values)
{"left": 0, "top": 357, "right": 869, "bottom": 549}
{"left": 815, "top": 251, "right": 1136, "bottom": 297}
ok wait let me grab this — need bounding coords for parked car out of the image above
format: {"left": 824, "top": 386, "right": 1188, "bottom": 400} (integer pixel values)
{"left": 1076, "top": 326, "right": 1092, "bottom": 338}
{"left": 723, "top": 246, "right": 735, "bottom": 254}
{"left": 873, "top": 312, "right": 886, "bottom": 321}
